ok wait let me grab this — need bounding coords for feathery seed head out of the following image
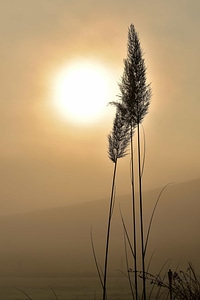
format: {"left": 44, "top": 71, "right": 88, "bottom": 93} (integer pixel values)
{"left": 108, "top": 109, "right": 130, "bottom": 163}
{"left": 119, "top": 24, "right": 151, "bottom": 126}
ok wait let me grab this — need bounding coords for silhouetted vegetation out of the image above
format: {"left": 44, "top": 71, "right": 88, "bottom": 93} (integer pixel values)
{"left": 106, "top": 23, "right": 151, "bottom": 300}
{"left": 3, "top": 22, "right": 199, "bottom": 300}
{"left": 102, "top": 109, "right": 130, "bottom": 300}
{"left": 145, "top": 263, "right": 200, "bottom": 299}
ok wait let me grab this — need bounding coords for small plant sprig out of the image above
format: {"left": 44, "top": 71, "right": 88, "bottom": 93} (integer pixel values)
{"left": 145, "top": 263, "right": 200, "bottom": 299}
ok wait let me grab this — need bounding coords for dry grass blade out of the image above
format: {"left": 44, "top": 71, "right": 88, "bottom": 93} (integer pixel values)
{"left": 123, "top": 231, "right": 135, "bottom": 300}
{"left": 120, "top": 207, "right": 135, "bottom": 258}
{"left": 144, "top": 182, "right": 174, "bottom": 256}
{"left": 90, "top": 229, "right": 103, "bottom": 288}
{"left": 49, "top": 286, "right": 59, "bottom": 300}
{"left": 15, "top": 287, "right": 33, "bottom": 300}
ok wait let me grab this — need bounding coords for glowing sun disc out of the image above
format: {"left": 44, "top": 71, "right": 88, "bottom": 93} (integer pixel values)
{"left": 52, "top": 61, "right": 114, "bottom": 124}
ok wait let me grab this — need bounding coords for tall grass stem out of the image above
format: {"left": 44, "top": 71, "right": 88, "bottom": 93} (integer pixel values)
{"left": 137, "top": 124, "right": 146, "bottom": 300}
{"left": 103, "top": 160, "right": 118, "bottom": 300}
{"left": 130, "top": 125, "right": 138, "bottom": 300}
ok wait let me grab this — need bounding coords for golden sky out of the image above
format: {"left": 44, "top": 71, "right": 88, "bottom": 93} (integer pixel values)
{"left": 0, "top": 0, "right": 200, "bottom": 213}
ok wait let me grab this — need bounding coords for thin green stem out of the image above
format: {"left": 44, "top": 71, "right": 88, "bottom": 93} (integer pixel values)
{"left": 103, "top": 160, "right": 118, "bottom": 300}
{"left": 137, "top": 123, "right": 146, "bottom": 300}
{"left": 130, "top": 125, "right": 138, "bottom": 300}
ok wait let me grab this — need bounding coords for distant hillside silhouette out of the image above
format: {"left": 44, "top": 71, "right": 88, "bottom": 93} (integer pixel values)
{"left": 0, "top": 179, "right": 199, "bottom": 277}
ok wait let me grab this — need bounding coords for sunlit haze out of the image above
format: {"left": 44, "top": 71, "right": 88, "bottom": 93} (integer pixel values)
{"left": 0, "top": 0, "right": 199, "bottom": 210}
{"left": 0, "top": 1, "right": 200, "bottom": 294}
{"left": 52, "top": 61, "right": 115, "bottom": 124}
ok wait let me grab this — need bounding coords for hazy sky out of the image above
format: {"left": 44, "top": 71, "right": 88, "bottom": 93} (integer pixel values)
{"left": 0, "top": 0, "right": 200, "bottom": 213}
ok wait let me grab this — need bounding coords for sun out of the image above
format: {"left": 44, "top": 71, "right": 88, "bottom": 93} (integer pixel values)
{"left": 52, "top": 60, "right": 115, "bottom": 124}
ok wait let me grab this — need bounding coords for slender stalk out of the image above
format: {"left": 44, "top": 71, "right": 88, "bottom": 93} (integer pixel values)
{"left": 49, "top": 286, "right": 59, "bottom": 300}
{"left": 120, "top": 208, "right": 134, "bottom": 258}
{"left": 91, "top": 229, "right": 104, "bottom": 288}
{"left": 168, "top": 269, "right": 173, "bottom": 300}
{"left": 124, "top": 230, "right": 135, "bottom": 299}
{"left": 103, "top": 160, "right": 118, "bottom": 300}
{"left": 15, "top": 288, "right": 33, "bottom": 300}
{"left": 137, "top": 123, "right": 146, "bottom": 300}
{"left": 130, "top": 125, "right": 138, "bottom": 300}
{"left": 144, "top": 183, "right": 174, "bottom": 256}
